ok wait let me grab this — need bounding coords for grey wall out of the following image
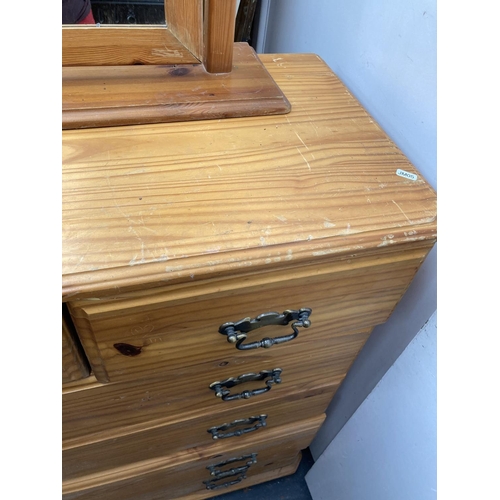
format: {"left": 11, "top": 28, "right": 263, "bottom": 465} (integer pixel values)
{"left": 305, "top": 311, "right": 437, "bottom": 500}
{"left": 255, "top": 0, "right": 437, "bottom": 459}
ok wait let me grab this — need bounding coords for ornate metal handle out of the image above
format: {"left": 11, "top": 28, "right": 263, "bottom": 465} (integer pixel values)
{"left": 206, "top": 453, "right": 258, "bottom": 478}
{"left": 219, "top": 308, "right": 312, "bottom": 350}
{"left": 203, "top": 453, "right": 257, "bottom": 489}
{"left": 204, "top": 474, "right": 246, "bottom": 491}
{"left": 207, "top": 415, "right": 268, "bottom": 440}
{"left": 209, "top": 369, "right": 282, "bottom": 402}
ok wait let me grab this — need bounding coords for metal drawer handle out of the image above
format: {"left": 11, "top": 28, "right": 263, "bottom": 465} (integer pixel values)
{"left": 209, "top": 369, "right": 282, "bottom": 402}
{"left": 207, "top": 415, "right": 268, "bottom": 440}
{"left": 203, "top": 453, "right": 257, "bottom": 489}
{"left": 207, "top": 453, "right": 258, "bottom": 478}
{"left": 204, "top": 474, "right": 246, "bottom": 491}
{"left": 219, "top": 308, "right": 312, "bottom": 350}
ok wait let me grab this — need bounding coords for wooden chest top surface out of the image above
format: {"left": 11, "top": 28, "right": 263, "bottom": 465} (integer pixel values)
{"left": 62, "top": 53, "right": 437, "bottom": 300}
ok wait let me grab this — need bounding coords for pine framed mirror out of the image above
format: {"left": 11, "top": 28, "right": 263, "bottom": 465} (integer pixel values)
{"left": 62, "top": 0, "right": 290, "bottom": 129}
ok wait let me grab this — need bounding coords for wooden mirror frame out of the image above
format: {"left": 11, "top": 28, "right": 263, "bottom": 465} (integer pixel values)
{"left": 62, "top": 0, "right": 235, "bottom": 73}
{"left": 62, "top": 0, "right": 291, "bottom": 129}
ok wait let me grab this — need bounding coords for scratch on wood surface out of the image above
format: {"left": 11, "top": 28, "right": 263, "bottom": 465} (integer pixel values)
{"left": 411, "top": 215, "right": 437, "bottom": 224}
{"left": 151, "top": 48, "right": 184, "bottom": 58}
{"left": 206, "top": 260, "right": 223, "bottom": 267}
{"left": 205, "top": 247, "right": 221, "bottom": 254}
{"left": 377, "top": 234, "right": 396, "bottom": 247}
{"left": 392, "top": 200, "right": 412, "bottom": 224}
{"left": 294, "top": 131, "right": 309, "bottom": 150}
{"left": 128, "top": 243, "right": 167, "bottom": 266}
{"left": 337, "top": 223, "right": 358, "bottom": 236}
{"left": 404, "top": 235, "right": 427, "bottom": 242}
{"left": 265, "top": 256, "right": 282, "bottom": 264}
{"left": 106, "top": 172, "right": 138, "bottom": 226}
{"left": 312, "top": 248, "right": 344, "bottom": 256}
{"left": 296, "top": 147, "right": 311, "bottom": 171}
{"left": 129, "top": 242, "right": 146, "bottom": 266}
{"left": 70, "top": 253, "right": 89, "bottom": 272}
{"left": 165, "top": 264, "right": 184, "bottom": 273}
{"left": 126, "top": 168, "right": 146, "bottom": 175}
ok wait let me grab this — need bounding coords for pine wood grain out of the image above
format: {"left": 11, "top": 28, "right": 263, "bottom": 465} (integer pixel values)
{"left": 165, "top": 0, "right": 204, "bottom": 61}
{"left": 203, "top": 0, "right": 237, "bottom": 73}
{"left": 62, "top": 26, "right": 200, "bottom": 67}
{"left": 62, "top": 414, "right": 324, "bottom": 498}
{"left": 63, "top": 383, "right": 335, "bottom": 480}
{"left": 62, "top": 43, "right": 290, "bottom": 129}
{"left": 62, "top": 54, "right": 436, "bottom": 300}
{"left": 67, "top": 246, "right": 426, "bottom": 384}
{"left": 62, "top": 338, "right": 364, "bottom": 445}
{"left": 60, "top": 53, "right": 438, "bottom": 500}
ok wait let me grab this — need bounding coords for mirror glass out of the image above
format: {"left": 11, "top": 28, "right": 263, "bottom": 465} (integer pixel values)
{"left": 62, "top": 0, "right": 165, "bottom": 25}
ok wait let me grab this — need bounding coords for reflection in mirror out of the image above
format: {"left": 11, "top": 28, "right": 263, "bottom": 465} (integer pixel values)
{"left": 62, "top": 0, "right": 165, "bottom": 25}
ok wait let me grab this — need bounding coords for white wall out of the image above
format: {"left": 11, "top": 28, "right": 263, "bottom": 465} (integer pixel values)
{"left": 259, "top": 0, "right": 436, "bottom": 190}
{"left": 305, "top": 311, "right": 437, "bottom": 500}
{"left": 255, "top": 0, "right": 437, "bottom": 461}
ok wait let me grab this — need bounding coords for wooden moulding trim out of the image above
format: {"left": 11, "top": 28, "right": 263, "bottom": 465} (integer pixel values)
{"left": 62, "top": 96, "right": 290, "bottom": 129}
{"left": 62, "top": 26, "right": 201, "bottom": 67}
{"left": 62, "top": 229, "right": 436, "bottom": 301}
{"left": 62, "top": 43, "right": 290, "bottom": 129}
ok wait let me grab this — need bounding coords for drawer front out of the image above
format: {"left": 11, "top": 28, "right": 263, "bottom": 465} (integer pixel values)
{"left": 63, "top": 414, "right": 324, "bottom": 500}
{"left": 63, "top": 380, "right": 336, "bottom": 480}
{"left": 67, "top": 247, "right": 427, "bottom": 383}
{"left": 63, "top": 328, "right": 369, "bottom": 445}
{"left": 63, "top": 314, "right": 90, "bottom": 384}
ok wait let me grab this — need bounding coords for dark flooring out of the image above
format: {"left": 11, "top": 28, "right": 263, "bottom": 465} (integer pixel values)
{"left": 206, "top": 448, "right": 314, "bottom": 500}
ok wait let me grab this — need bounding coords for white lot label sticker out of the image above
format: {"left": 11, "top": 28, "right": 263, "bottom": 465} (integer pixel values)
{"left": 396, "top": 169, "right": 418, "bottom": 181}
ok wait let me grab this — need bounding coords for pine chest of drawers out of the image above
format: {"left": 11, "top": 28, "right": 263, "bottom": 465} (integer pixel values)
{"left": 62, "top": 53, "right": 437, "bottom": 499}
